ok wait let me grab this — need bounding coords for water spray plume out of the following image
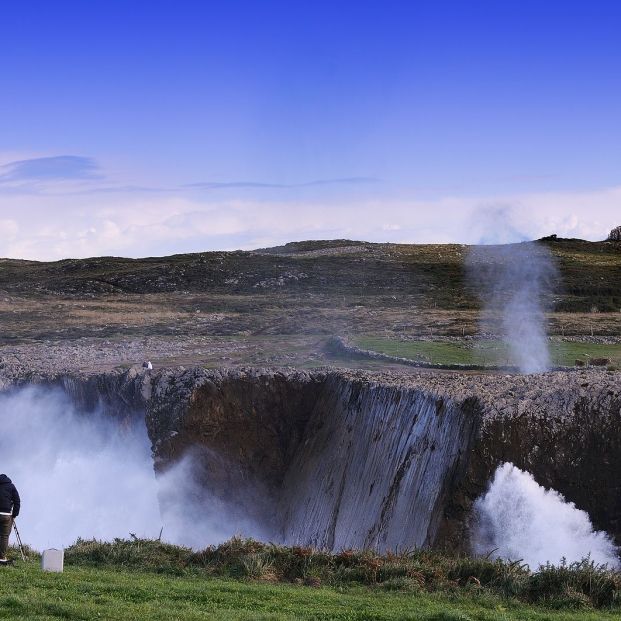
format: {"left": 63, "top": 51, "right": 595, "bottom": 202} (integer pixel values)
{"left": 467, "top": 242, "right": 558, "bottom": 373}
{"left": 472, "top": 463, "right": 619, "bottom": 569}
{"left": 0, "top": 386, "right": 264, "bottom": 549}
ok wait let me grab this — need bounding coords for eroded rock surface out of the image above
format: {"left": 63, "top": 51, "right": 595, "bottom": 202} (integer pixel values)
{"left": 278, "top": 374, "right": 478, "bottom": 551}
{"left": 144, "top": 366, "right": 621, "bottom": 551}
{"left": 2, "top": 365, "right": 619, "bottom": 552}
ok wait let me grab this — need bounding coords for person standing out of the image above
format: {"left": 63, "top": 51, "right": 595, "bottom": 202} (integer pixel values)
{"left": 0, "top": 474, "right": 20, "bottom": 564}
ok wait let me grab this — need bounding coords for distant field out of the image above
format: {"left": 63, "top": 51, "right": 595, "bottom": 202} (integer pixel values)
{"left": 0, "top": 238, "right": 618, "bottom": 374}
{"left": 355, "top": 336, "right": 621, "bottom": 368}
{"left": 0, "top": 561, "right": 618, "bottom": 621}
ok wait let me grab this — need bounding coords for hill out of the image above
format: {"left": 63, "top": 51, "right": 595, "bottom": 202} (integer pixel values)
{"left": 0, "top": 238, "right": 619, "bottom": 374}
{"left": 1, "top": 237, "right": 620, "bottom": 311}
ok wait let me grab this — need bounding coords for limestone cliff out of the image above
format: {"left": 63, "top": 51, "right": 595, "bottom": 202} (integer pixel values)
{"left": 144, "top": 367, "right": 621, "bottom": 551}
{"left": 4, "top": 365, "right": 618, "bottom": 552}
{"left": 278, "top": 374, "right": 479, "bottom": 551}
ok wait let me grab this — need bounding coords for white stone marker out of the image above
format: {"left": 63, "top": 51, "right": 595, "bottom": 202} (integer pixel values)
{"left": 41, "top": 548, "right": 64, "bottom": 572}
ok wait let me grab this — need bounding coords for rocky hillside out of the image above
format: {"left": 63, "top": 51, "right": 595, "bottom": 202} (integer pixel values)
{"left": 0, "top": 237, "right": 619, "bottom": 374}
{"left": 1, "top": 237, "right": 620, "bottom": 312}
{"left": 30, "top": 365, "right": 616, "bottom": 553}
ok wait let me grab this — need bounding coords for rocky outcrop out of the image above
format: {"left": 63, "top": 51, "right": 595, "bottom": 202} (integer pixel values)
{"left": 3, "top": 367, "right": 151, "bottom": 418}
{"left": 144, "top": 366, "right": 621, "bottom": 551}
{"left": 145, "top": 368, "right": 327, "bottom": 526}
{"left": 53, "top": 369, "right": 152, "bottom": 418}
{"left": 146, "top": 367, "right": 325, "bottom": 483}
{"left": 144, "top": 367, "right": 483, "bottom": 548}
{"left": 3, "top": 365, "right": 619, "bottom": 552}
{"left": 455, "top": 373, "right": 621, "bottom": 549}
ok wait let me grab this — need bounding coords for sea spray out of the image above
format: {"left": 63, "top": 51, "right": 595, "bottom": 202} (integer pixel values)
{"left": 0, "top": 386, "right": 160, "bottom": 548}
{"left": 472, "top": 463, "right": 619, "bottom": 569}
{"left": 467, "top": 242, "right": 557, "bottom": 373}
{"left": 0, "top": 385, "right": 264, "bottom": 549}
{"left": 156, "top": 448, "right": 273, "bottom": 549}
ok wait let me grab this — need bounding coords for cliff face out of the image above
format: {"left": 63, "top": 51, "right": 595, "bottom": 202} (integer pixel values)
{"left": 144, "top": 367, "right": 621, "bottom": 551}
{"left": 7, "top": 365, "right": 619, "bottom": 552}
{"left": 462, "top": 376, "right": 621, "bottom": 547}
{"left": 145, "top": 368, "right": 327, "bottom": 527}
{"left": 8, "top": 367, "right": 152, "bottom": 419}
{"left": 142, "top": 368, "right": 481, "bottom": 548}
{"left": 278, "top": 374, "right": 479, "bottom": 551}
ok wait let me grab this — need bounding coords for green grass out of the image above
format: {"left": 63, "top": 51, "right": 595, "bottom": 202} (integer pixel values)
{"left": 355, "top": 338, "right": 476, "bottom": 365}
{"left": 1, "top": 538, "right": 618, "bottom": 620}
{"left": 355, "top": 337, "right": 621, "bottom": 368}
{"left": 553, "top": 342, "right": 621, "bottom": 367}
{"left": 1, "top": 561, "right": 619, "bottom": 621}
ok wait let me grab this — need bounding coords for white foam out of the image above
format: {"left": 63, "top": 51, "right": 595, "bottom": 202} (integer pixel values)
{"left": 473, "top": 462, "right": 619, "bottom": 569}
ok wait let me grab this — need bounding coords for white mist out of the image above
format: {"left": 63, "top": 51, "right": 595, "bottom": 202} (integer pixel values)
{"left": 472, "top": 463, "right": 619, "bottom": 569}
{"left": 467, "top": 242, "right": 557, "bottom": 373}
{"left": 0, "top": 386, "right": 263, "bottom": 550}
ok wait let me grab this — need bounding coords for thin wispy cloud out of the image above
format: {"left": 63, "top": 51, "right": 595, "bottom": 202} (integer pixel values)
{"left": 0, "top": 157, "right": 378, "bottom": 197}
{"left": 185, "top": 181, "right": 286, "bottom": 190}
{"left": 185, "top": 177, "right": 379, "bottom": 190}
{"left": 63, "top": 184, "right": 177, "bottom": 195}
{"left": 0, "top": 156, "right": 102, "bottom": 183}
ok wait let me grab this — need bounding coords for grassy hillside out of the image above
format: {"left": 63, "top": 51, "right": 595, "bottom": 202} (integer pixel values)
{"left": 0, "top": 237, "right": 619, "bottom": 312}
{"left": 1, "top": 537, "right": 620, "bottom": 620}
{"left": 3, "top": 563, "right": 619, "bottom": 621}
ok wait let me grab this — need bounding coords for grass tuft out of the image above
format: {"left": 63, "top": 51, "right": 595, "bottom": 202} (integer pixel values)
{"left": 62, "top": 537, "right": 621, "bottom": 610}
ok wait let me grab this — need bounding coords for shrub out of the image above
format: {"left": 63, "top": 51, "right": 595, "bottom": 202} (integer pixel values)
{"left": 8, "top": 543, "right": 40, "bottom": 561}
{"left": 543, "top": 587, "right": 592, "bottom": 610}
{"left": 61, "top": 537, "right": 621, "bottom": 609}
{"left": 240, "top": 553, "right": 277, "bottom": 581}
{"left": 527, "top": 558, "right": 621, "bottom": 608}
{"left": 66, "top": 537, "right": 191, "bottom": 574}
{"left": 447, "top": 556, "right": 529, "bottom": 597}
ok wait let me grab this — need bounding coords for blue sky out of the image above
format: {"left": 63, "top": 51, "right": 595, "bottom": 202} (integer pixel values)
{"left": 1, "top": 1, "right": 620, "bottom": 259}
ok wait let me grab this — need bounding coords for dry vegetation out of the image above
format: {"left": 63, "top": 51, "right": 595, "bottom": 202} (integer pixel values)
{"left": 0, "top": 238, "right": 618, "bottom": 373}
{"left": 62, "top": 537, "right": 621, "bottom": 610}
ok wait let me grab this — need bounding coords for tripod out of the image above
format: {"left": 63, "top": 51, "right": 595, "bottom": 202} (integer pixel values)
{"left": 12, "top": 520, "right": 26, "bottom": 561}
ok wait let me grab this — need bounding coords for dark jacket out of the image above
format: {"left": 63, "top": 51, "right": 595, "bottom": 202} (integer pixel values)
{"left": 0, "top": 475, "right": 20, "bottom": 517}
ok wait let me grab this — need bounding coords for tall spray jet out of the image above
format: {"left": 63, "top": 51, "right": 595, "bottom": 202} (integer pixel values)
{"left": 467, "top": 241, "right": 558, "bottom": 373}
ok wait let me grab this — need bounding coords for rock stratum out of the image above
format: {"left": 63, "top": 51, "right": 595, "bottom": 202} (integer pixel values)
{"left": 12, "top": 365, "right": 618, "bottom": 553}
